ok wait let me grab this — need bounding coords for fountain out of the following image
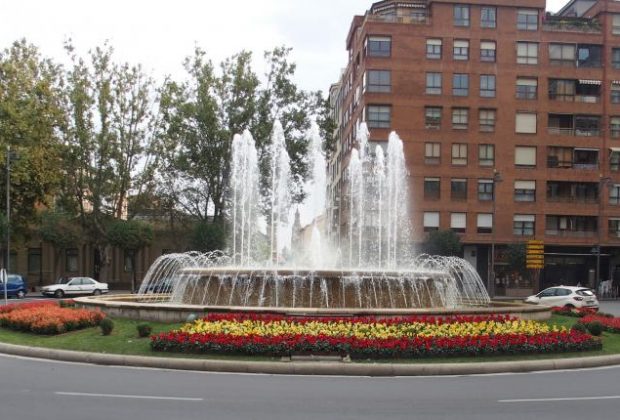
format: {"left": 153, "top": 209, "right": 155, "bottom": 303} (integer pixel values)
{"left": 77, "top": 121, "right": 549, "bottom": 321}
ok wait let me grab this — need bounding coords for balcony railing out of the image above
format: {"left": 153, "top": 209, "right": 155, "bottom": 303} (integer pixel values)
{"left": 546, "top": 196, "right": 598, "bottom": 204}
{"left": 547, "top": 127, "right": 601, "bottom": 136}
{"left": 548, "top": 127, "right": 574, "bottom": 135}
{"left": 366, "top": 14, "right": 430, "bottom": 25}
{"left": 542, "top": 17, "right": 601, "bottom": 34}
{"left": 545, "top": 229, "right": 597, "bottom": 237}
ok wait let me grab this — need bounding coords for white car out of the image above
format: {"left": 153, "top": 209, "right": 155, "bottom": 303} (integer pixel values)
{"left": 524, "top": 286, "right": 599, "bottom": 310}
{"left": 41, "top": 277, "right": 109, "bottom": 298}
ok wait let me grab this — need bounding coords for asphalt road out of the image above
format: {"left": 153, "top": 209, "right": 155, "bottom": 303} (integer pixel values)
{"left": 1, "top": 354, "right": 619, "bottom": 420}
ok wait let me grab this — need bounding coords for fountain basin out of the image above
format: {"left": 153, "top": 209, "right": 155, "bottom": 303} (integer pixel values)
{"left": 74, "top": 295, "right": 551, "bottom": 323}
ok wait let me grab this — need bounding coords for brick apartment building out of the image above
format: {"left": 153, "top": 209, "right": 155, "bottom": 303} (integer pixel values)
{"left": 326, "top": 0, "right": 620, "bottom": 297}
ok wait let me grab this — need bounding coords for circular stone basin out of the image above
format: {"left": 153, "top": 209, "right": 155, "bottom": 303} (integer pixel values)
{"left": 74, "top": 295, "right": 551, "bottom": 323}
{"left": 160, "top": 266, "right": 491, "bottom": 310}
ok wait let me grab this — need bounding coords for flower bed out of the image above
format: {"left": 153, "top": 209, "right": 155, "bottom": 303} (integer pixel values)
{"left": 151, "top": 313, "right": 601, "bottom": 359}
{"left": 0, "top": 301, "right": 105, "bottom": 335}
{"left": 551, "top": 307, "right": 598, "bottom": 318}
{"left": 579, "top": 315, "right": 620, "bottom": 333}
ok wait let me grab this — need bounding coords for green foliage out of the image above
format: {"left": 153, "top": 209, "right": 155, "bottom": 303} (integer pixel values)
{"left": 39, "top": 211, "right": 81, "bottom": 249}
{"left": 190, "top": 220, "right": 226, "bottom": 252}
{"left": 136, "top": 323, "right": 152, "bottom": 338}
{"left": 315, "top": 93, "right": 338, "bottom": 160}
{"left": 421, "top": 230, "right": 463, "bottom": 257}
{"left": 571, "top": 323, "right": 587, "bottom": 333}
{"left": 100, "top": 318, "right": 114, "bottom": 336}
{"left": 505, "top": 243, "right": 527, "bottom": 276}
{"left": 585, "top": 320, "right": 604, "bottom": 337}
{"left": 0, "top": 40, "right": 65, "bottom": 238}
{"left": 107, "top": 219, "right": 154, "bottom": 251}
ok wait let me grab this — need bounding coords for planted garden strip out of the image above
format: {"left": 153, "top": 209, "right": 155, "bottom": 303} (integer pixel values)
{"left": 579, "top": 315, "right": 620, "bottom": 333}
{"left": 0, "top": 302, "right": 105, "bottom": 335}
{"left": 151, "top": 314, "right": 601, "bottom": 359}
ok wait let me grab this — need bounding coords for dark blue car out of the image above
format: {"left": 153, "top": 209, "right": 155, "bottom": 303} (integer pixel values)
{"left": 1, "top": 274, "right": 27, "bottom": 299}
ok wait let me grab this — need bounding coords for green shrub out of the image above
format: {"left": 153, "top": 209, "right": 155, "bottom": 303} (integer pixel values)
{"left": 136, "top": 323, "right": 152, "bottom": 338}
{"left": 571, "top": 323, "right": 588, "bottom": 333}
{"left": 100, "top": 318, "right": 114, "bottom": 336}
{"left": 585, "top": 320, "right": 604, "bottom": 336}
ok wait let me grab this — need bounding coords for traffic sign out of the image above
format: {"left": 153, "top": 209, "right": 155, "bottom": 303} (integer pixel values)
{"left": 526, "top": 240, "right": 544, "bottom": 270}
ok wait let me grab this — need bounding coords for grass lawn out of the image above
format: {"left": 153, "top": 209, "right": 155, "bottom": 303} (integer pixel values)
{"left": 0, "top": 314, "right": 618, "bottom": 364}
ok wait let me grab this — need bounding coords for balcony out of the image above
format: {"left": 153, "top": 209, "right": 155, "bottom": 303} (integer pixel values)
{"left": 366, "top": 12, "right": 429, "bottom": 25}
{"left": 546, "top": 215, "right": 598, "bottom": 238}
{"left": 548, "top": 114, "right": 602, "bottom": 137}
{"left": 542, "top": 16, "right": 601, "bottom": 34}
{"left": 546, "top": 181, "right": 599, "bottom": 204}
{"left": 547, "top": 147, "right": 599, "bottom": 170}
{"left": 549, "top": 79, "right": 601, "bottom": 104}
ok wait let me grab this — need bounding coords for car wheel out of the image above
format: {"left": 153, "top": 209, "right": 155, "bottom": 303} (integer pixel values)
{"left": 16, "top": 290, "right": 26, "bottom": 299}
{"left": 54, "top": 290, "right": 65, "bottom": 299}
{"left": 564, "top": 304, "right": 575, "bottom": 309}
{"left": 93, "top": 289, "right": 102, "bottom": 296}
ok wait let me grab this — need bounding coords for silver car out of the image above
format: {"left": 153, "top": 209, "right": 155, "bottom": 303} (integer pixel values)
{"left": 41, "top": 277, "right": 109, "bottom": 298}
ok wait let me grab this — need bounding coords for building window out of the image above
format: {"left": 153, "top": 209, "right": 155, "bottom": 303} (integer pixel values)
{"left": 514, "top": 180, "right": 536, "bottom": 202}
{"left": 478, "top": 179, "right": 494, "bottom": 201}
{"left": 426, "top": 72, "right": 442, "bottom": 95}
{"left": 481, "top": 7, "right": 496, "bottom": 28}
{"left": 450, "top": 213, "right": 466, "bottom": 233}
{"left": 611, "top": 117, "right": 620, "bottom": 138}
{"left": 549, "top": 43, "right": 576, "bottom": 66}
{"left": 514, "top": 215, "right": 535, "bottom": 236}
{"left": 611, "top": 150, "right": 620, "bottom": 171}
{"left": 517, "top": 9, "right": 538, "bottom": 31}
{"left": 425, "top": 106, "right": 442, "bottom": 129}
{"left": 424, "top": 142, "right": 441, "bottom": 164}
{"left": 610, "top": 184, "right": 620, "bottom": 205}
{"left": 480, "top": 41, "right": 496, "bottom": 62}
{"left": 516, "top": 78, "right": 537, "bottom": 99}
{"left": 517, "top": 42, "right": 538, "bottom": 65}
{"left": 479, "top": 144, "right": 495, "bottom": 166}
{"left": 452, "top": 143, "right": 468, "bottom": 165}
{"left": 366, "top": 36, "right": 391, "bottom": 57}
{"left": 452, "top": 74, "right": 469, "bottom": 96}
{"left": 612, "top": 48, "right": 620, "bottom": 69}
{"left": 612, "top": 83, "right": 620, "bottom": 104}
{"left": 65, "top": 248, "right": 78, "bottom": 272}
{"left": 609, "top": 218, "right": 620, "bottom": 237}
{"left": 515, "top": 146, "right": 537, "bottom": 168}
{"left": 366, "top": 70, "right": 391, "bottom": 93}
{"left": 515, "top": 112, "right": 537, "bottom": 134}
{"left": 423, "top": 212, "right": 440, "bottom": 232}
{"left": 614, "top": 15, "right": 620, "bottom": 35}
{"left": 454, "top": 5, "right": 470, "bottom": 27}
{"left": 426, "top": 39, "right": 442, "bottom": 59}
{"left": 424, "top": 177, "right": 441, "bottom": 199}
{"left": 366, "top": 105, "right": 391, "bottom": 128}
{"left": 451, "top": 178, "right": 467, "bottom": 200}
{"left": 548, "top": 79, "right": 575, "bottom": 101}
{"left": 479, "top": 109, "right": 496, "bottom": 132}
{"left": 577, "top": 44, "right": 602, "bottom": 68}
{"left": 477, "top": 214, "right": 493, "bottom": 234}
{"left": 480, "top": 75, "right": 496, "bottom": 98}
{"left": 28, "top": 248, "right": 41, "bottom": 274}
{"left": 124, "top": 249, "right": 135, "bottom": 272}
{"left": 451, "top": 108, "right": 468, "bottom": 129}
{"left": 453, "top": 40, "right": 469, "bottom": 60}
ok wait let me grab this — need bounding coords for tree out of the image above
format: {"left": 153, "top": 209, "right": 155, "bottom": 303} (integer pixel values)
{"left": 0, "top": 40, "right": 65, "bottom": 241}
{"left": 315, "top": 93, "right": 338, "bottom": 161}
{"left": 61, "top": 41, "right": 158, "bottom": 281}
{"left": 190, "top": 220, "right": 227, "bottom": 252}
{"left": 421, "top": 230, "right": 463, "bottom": 257}
{"left": 107, "top": 219, "right": 154, "bottom": 291}
{"left": 38, "top": 211, "right": 81, "bottom": 280}
{"left": 505, "top": 243, "right": 527, "bottom": 276}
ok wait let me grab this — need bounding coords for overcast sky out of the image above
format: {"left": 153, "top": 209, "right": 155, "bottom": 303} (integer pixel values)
{"left": 1, "top": 0, "right": 568, "bottom": 93}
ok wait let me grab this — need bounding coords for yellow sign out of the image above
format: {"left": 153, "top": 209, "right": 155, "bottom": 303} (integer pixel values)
{"left": 526, "top": 240, "right": 544, "bottom": 269}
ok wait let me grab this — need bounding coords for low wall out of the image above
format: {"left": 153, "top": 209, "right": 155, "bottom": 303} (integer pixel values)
{"left": 74, "top": 295, "right": 551, "bottom": 323}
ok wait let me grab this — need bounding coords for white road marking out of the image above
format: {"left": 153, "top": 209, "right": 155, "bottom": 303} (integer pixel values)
{"left": 55, "top": 391, "right": 203, "bottom": 401}
{"left": 499, "top": 395, "right": 620, "bottom": 403}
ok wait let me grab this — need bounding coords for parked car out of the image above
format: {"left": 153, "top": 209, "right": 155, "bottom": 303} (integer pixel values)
{"left": 524, "top": 286, "right": 599, "bottom": 310}
{"left": 41, "top": 277, "right": 109, "bottom": 298}
{"left": 0, "top": 274, "right": 27, "bottom": 299}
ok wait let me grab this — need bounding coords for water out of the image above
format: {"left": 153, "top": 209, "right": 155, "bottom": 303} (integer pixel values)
{"left": 137, "top": 120, "right": 491, "bottom": 309}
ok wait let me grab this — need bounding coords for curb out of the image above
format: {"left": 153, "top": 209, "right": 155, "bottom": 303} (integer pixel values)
{"left": 1, "top": 342, "right": 620, "bottom": 376}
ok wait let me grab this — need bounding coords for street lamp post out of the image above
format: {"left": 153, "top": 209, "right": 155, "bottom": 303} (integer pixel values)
{"left": 4, "top": 145, "right": 11, "bottom": 304}
{"left": 597, "top": 176, "right": 612, "bottom": 292}
{"left": 490, "top": 169, "right": 502, "bottom": 298}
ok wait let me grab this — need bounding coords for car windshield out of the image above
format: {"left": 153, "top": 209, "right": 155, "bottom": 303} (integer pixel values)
{"left": 577, "top": 289, "right": 595, "bottom": 296}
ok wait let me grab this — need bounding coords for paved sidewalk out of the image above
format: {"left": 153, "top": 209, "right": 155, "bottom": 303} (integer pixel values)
{"left": 599, "top": 300, "right": 620, "bottom": 316}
